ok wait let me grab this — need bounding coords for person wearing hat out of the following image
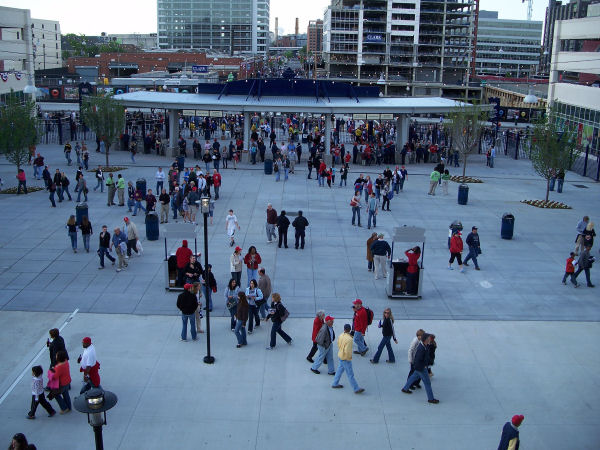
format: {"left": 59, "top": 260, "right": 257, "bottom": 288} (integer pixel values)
{"left": 311, "top": 315, "right": 336, "bottom": 375}
{"left": 230, "top": 246, "right": 243, "bottom": 286}
{"left": 370, "top": 234, "right": 392, "bottom": 280}
{"left": 351, "top": 299, "right": 369, "bottom": 356}
{"left": 448, "top": 229, "right": 465, "bottom": 272}
{"left": 401, "top": 333, "right": 439, "bottom": 404}
{"left": 463, "top": 226, "right": 481, "bottom": 270}
{"left": 292, "top": 210, "right": 309, "bottom": 250}
{"left": 331, "top": 324, "right": 364, "bottom": 394}
{"left": 78, "top": 337, "right": 101, "bottom": 394}
{"left": 498, "top": 415, "right": 524, "bottom": 450}
{"left": 177, "top": 283, "right": 199, "bottom": 341}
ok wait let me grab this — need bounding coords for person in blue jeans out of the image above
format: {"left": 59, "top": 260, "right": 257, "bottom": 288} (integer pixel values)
{"left": 310, "top": 316, "right": 336, "bottom": 375}
{"left": 370, "top": 308, "right": 397, "bottom": 363}
{"left": 367, "top": 192, "right": 378, "bottom": 229}
{"left": 265, "top": 293, "right": 292, "bottom": 349}
{"left": 351, "top": 192, "right": 362, "bottom": 227}
{"left": 401, "top": 333, "right": 439, "bottom": 404}
{"left": 331, "top": 324, "right": 364, "bottom": 394}
{"left": 234, "top": 292, "right": 248, "bottom": 348}
{"left": 176, "top": 284, "right": 199, "bottom": 341}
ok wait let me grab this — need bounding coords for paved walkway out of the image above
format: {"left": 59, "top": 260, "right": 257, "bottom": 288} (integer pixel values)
{"left": 0, "top": 142, "right": 599, "bottom": 449}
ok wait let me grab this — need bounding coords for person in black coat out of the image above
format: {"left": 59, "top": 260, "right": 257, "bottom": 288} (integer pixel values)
{"left": 276, "top": 210, "right": 290, "bottom": 248}
{"left": 370, "top": 308, "right": 397, "bottom": 363}
{"left": 47, "top": 328, "right": 68, "bottom": 368}
{"left": 401, "top": 333, "right": 439, "bottom": 403}
{"left": 176, "top": 284, "right": 199, "bottom": 341}
{"left": 292, "top": 210, "right": 309, "bottom": 250}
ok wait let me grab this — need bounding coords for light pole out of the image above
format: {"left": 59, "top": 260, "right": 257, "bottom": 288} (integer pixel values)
{"left": 74, "top": 388, "right": 118, "bottom": 450}
{"left": 199, "top": 195, "right": 214, "bottom": 364}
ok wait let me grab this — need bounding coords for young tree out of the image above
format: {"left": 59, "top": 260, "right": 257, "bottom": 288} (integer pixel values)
{"left": 80, "top": 93, "right": 125, "bottom": 167}
{"left": 529, "top": 109, "right": 578, "bottom": 201}
{"left": 448, "top": 100, "right": 487, "bottom": 183}
{"left": 0, "top": 92, "right": 38, "bottom": 171}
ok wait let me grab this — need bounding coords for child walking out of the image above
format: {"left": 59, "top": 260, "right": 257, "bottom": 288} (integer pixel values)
{"left": 562, "top": 252, "right": 578, "bottom": 287}
{"left": 441, "top": 170, "right": 450, "bottom": 195}
{"left": 27, "top": 365, "right": 56, "bottom": 419}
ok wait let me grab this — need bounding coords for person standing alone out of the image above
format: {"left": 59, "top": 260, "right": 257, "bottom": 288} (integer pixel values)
{"left": 266, "top": 203, "right": 278, "bottom": 243}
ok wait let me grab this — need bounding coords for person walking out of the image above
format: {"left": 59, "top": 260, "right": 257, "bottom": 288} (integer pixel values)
{"left": 226, "top": 209, "right": 240, "bottom": 247}
{"left": 78, "top": 337, "right": 101, "bottom": 394}
{"left": 79, "top": 216, "right": 93, "bottom": 253}
{"left": 292, "top": 210, "right": 309, "bottom": 250}
{"left": 265, "top": 293, "right": 292, "bottom": 349}
{"left": 177, "top": 283, "right": 199, "bottom": 341}
{"left": 16, "top": 169, "right": 27, "bottom": 194}
{"left": 371, "top": 234, "right": 391, "bottom": 280}
{"left": 310, "top": 315, "right": 336, "bottom": 375}
{"left": 367, "top": 192, "right": 378, "bottom": 229}
{"left": 370, "top": 308, "right": 397, "bottom": 364}
{"left": 257, "top": 268, "right": 271, "bottom": 319}
{"left": 266, "top": 203, "right": 278, "bottom": 243}
{"left": 406, "top": 329, "right": 425, "bottom": 390}
{"left": 234, "top": 291, "right": 249, "bottom": 348}
{"left": 123, "top": 217, "right": 140, "bottom": 258}
{"left": 448, "top": 230, "right": 465, "bottom": 272}
{"left": 575, "top": 216, "right": 589, "bottom": 255}
{"left": 66, "top": 215, "right": 78, "bottom": 252}
{"left": 93, "top": 166, "right": 104, "bottom": 192}
{"left": 463, "top": 226, "right": 482, "bottom": 270}
{"left": 562, "top": 252, "right": 578, "bottom": 287}
{"left": 366, "top": 232, "right": 378, "bottom": 272}
{"left": 245, "top": 279, "right": 263, "bottom": 334}
{"left": 224, "top": 278, "right": 240, "bottom": 331}
{"left": 351, "top": 191, "right": 362, "bottom": 227}
{"left": 584, "top": 221, "right": 596, "bottom": 249}
{"left": 498, "top": 415, "right": 524, "bottom": 450}
{"left": 97, "top": 225, "right": 116, "bottom": 269}
{"left": 277, "top": 210, "right": 290, "bottom": 248}
{"left": 230, "top": 246, "right": 243, "bottom": 286}
{"left": 574, "top": 245, "right": 595, "bottom": 287}
{"left": 401, "top": 333, "right": 439, "bottom": 403}
{"left": 48, "top": 177, "right": 57, "bottom": 207}
{"left": 351, "top": 299, "right": 369, "bottom": 356}
{"left": 331, "top": 324, "right": 364, "bottom": 394}
{"left": 52, "top": 351, "right": 72, "bottom": 414}
{"left": 428, "top": 169, "right": 440, "bottom": 195}
{"left": 61, "top": 172, "right": 72, "bottom": 201}
{"left": 46, "top": 328, "right": 68, "bottom": 369}
{"left": 111, "top": 227, "right": 128, "bottom": 272}
{"left": 27, "top": 365, "right": 56, "bottom": 419}
{"left": 244, "top": 246, "right": 262, "bottom": 286}
{"left": 306, "top": 310, "right": 325, "bottom": 363}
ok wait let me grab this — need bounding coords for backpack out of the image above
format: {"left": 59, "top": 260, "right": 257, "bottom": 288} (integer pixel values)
{"left": 365, "top": 307, "right": 374, "bottom": 326}
{"left": 280, "top": 305, "right": 289, "bottom": 322}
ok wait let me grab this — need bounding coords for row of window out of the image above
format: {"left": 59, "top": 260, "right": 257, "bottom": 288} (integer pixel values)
{"left": 555, "top": 101, "right": 600, "bottom": 125}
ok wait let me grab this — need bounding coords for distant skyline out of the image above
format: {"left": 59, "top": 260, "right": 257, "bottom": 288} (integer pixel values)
{"left": 1, "top": 0, "right": 548, "bottom": 36}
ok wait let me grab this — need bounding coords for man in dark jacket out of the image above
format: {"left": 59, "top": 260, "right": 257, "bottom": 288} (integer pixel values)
{"left": 370, "top": 234, "right": 392, "bottom": 280}
{"left": 98, "top": 225, "right": 116, "bottom": 269}
{"left": 574, "top": 245, "right": 595, "bottom": 287}
{"left": 292, "top": 210, "right": 309, "bottom": 249}
{"left": 47, "top": 328, "right": 68, "bottom": 368}
{"left": 463, "top": 226, "right": 482, "bottom": 270}
{"left": 310, "top": 316, "right": 336, "bottom": 375}
{"left": 266, "top": 203, "right": 278, "bottom": 243}
{"left": 176, "top": 284, "right": 199, "bottom": 341}
{"left": 401, "top": 334, "right": 439, "bottom": 403}
{"left": 498, "top": 415, "right": 524, "bottom": 450}
{"left": 277, "top": 210, "right": 290, "bottom": 248}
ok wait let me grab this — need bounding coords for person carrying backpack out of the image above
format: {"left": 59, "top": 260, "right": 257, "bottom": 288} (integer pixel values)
{"left": 265, "top": 293, "right": 292, "bottom": 349}
{"left": 351, "top": 299, "right": 372, "bottom": 356}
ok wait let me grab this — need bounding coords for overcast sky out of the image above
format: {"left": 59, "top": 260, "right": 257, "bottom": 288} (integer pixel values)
{"left": 1, "top": 0, "right": 547, "bottom": 36}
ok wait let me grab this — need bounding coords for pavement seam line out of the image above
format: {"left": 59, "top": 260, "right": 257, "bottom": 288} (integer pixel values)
{"left": 0, "top": 308, "right": 78, "bottom": 405}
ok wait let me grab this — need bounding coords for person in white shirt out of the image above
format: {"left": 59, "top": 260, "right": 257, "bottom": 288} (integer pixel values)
{"left": 489, "top": 145, "right": 496, "bottom": 168}
{"left": 225, "top": 209, "right": 240, "bottom": 247}
{"left": 78, "top": 337, "right": 100, "bottom": 394}
{"left": 156, "top": 167, "right": 166, "bottom": 193}
{"left": 406, "top": 329, "right": 425, "bottom": 390}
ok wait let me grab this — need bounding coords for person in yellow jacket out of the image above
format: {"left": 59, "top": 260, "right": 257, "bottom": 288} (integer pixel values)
{"left": 331, "top": 324, "right": 365, "bottom": 394}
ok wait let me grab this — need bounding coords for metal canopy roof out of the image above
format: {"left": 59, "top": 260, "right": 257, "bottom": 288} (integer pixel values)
{"left": 113, "top": 90, "right": 466, "bottom": 114}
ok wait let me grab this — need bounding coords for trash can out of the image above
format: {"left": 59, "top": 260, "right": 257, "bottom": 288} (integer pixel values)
{"left": 177, "top": 156, "right": 185, "bottom": 171}
{"left": 75, "top": 203, "right": 88, "bottom": 226}
{"left": 264, "top": 158, "right": 273, "bottom": 175}
{"left": 458, "top": 184, "right": 469, "bottom": 205}
{"left": 448, "top": 220, "right": 463, "bottom": 248}
{"left": 136, "top": 178, "right": 147, "bottom": 200}
{"left": 145, "top": 212, "right": 159, "bottom": 241}
{"left": 501, "top": 213, "right": 515, "bottom": 240}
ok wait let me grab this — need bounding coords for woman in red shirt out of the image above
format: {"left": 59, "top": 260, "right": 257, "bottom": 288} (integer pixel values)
{"left": 243, "top": 246, "right": 262, "bottom": 287}
{"left": 405, "top": 247, "right": 421, "bottom": 295}
{"left": 306, "top": 311, "right": 325, "bottom": 363}
{"left": 53, "top": 351, "right": 72, "bottom": 413}
{"left": 448, "top": 231, "right": 464, "bottom": 272}
{"left": 16, "top": 169, "right": 28, "bottom": 194}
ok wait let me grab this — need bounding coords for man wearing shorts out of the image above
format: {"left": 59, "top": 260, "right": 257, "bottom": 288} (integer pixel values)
{"left": 226, "top": 209, "right": 240, "bottom": 247}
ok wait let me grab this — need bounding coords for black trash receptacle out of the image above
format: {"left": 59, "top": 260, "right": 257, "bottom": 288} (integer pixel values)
{"left": 136, "top": 178, "right": 147, "bottom": 200}
{"left": 264, "top": 159, "right": 273, "bottom": 175}
{"left": 458, "top": 184, "right": 469, "bottom": 205}
{"left": 501, "top": 213, "right": 515, "bottom": 239}
{"left": 177, "top": 156, "right": 185, "bottom": 171}
{"left": 145, "top": 212, "right": 159, "bottom": 241}
{"left": 75, "top": 203, "right": 88, "bottom": 225}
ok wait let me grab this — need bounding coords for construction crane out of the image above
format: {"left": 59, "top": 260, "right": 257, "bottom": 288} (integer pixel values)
{"left": 522, "top": 0, "right": 533, "bottom": 21}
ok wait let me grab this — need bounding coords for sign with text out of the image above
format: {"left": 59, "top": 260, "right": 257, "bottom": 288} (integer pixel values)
{"left": 192, "top": 65, "right": 209, "bottom": 73}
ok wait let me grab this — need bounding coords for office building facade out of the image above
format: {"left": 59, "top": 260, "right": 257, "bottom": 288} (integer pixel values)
{"left": 157, "top": 0, "right": 270, "bottom": 54}
{"left": 307, "top": 19, "right": 324, "bottom": 61}
{"left": 31, "top": 18, "right": 62, "bottom": 71}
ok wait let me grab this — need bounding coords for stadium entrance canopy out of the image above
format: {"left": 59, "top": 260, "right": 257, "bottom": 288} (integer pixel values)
{"left": 114, "top": 78, "right": 466, "bottom": 152}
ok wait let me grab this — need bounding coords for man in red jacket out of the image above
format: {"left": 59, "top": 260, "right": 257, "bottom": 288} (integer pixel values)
{"left": 212, "top": 169, "right": 222, "bottom": 200}
{"left": 176, "top": 240, "right": 193, "bottom": 286}
{"left": 352, "top": 299, "right": 369, "bottom": 356}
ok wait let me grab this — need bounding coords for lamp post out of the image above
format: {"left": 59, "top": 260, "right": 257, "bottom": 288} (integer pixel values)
{"left": 74, "top": 388, "right": 118, "bottom": 450}
{"left": 199, "top": 195, "right": 214, "bottom": 364}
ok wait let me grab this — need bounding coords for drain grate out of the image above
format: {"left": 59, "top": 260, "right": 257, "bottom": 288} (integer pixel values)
{"left": 573, "top": 184, "right": 589, "bottom": 189}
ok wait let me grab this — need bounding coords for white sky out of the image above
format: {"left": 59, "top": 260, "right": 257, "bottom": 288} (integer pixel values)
{"left": 1, "top": 0, "right": 547, "bottom": 36}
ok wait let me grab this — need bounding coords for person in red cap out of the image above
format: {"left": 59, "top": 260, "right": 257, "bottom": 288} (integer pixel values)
{"left": 498, "top": 415, "right": 524, "bottom": 450}
{"left": 352, "top": 299, "right": 369, "bottom": 356}
{"left": 176, "top": 240, "right": 193, "bottom": 287}
{"left": 310, "top": 315, "right": 336, "bottom": 375}
{"left": 78, "top": 337, "right": 100, "bottom": 394}
{"left": 176, "top": 283, "right": 199, "bottom": 341}
{"left": 306, "top": 310, "right": 325, "bottom": 363}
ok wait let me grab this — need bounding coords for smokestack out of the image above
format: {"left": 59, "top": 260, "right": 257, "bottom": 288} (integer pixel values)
{"left": 295, "top": 18, "right": 299, "bottom": 36}
{"left": 275, "top": 17, "right": 279, "bottom": 45}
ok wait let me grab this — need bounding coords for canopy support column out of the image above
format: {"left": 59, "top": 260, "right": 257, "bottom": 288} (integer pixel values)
{"left": 169, "top": 109, "right": 179, "bottom": 156}
{"left": 325, "top": 113, "right": 332, "bottom": 154}
{"left": 396, "top": 114, "right": 410, "bottom": 164}
{"left": 243, "top": 112, "right": 250, "bottom": 158}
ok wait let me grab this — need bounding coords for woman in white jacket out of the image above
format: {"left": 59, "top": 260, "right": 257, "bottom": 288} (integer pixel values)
{"left": 406, "top": 329, "right": 425, "bottom": 390}
{"left": 230, "top": 246, "right": 243, "bottom": 286}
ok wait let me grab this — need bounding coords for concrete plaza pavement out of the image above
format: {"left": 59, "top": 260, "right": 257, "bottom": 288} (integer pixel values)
{"left": 0, "top": 142, "right": 599, "bottom": 448}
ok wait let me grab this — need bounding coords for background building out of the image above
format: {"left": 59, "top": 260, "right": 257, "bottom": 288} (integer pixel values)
{"left": 323, "top": 0, "right": 478, "bottom": 99}
{"left": 0, "top": 6, "right": 35, "bottom": 99}
{"left": 157, "top": 0, "right": 270, "bottom": 54}
{"left": 107, "top": 33, "right": 158, "bottom": 50}
{"left": 475, "top": 11, "right": 542, "bottom": 78}
{"left": 307, "top": 19, "right": 323, "bottom": 61}
{"left": 31, "top": 18, "right": 62, "bottom": 71}
{"left": 548, "top": 12, "right": 600, "bottom": 161}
